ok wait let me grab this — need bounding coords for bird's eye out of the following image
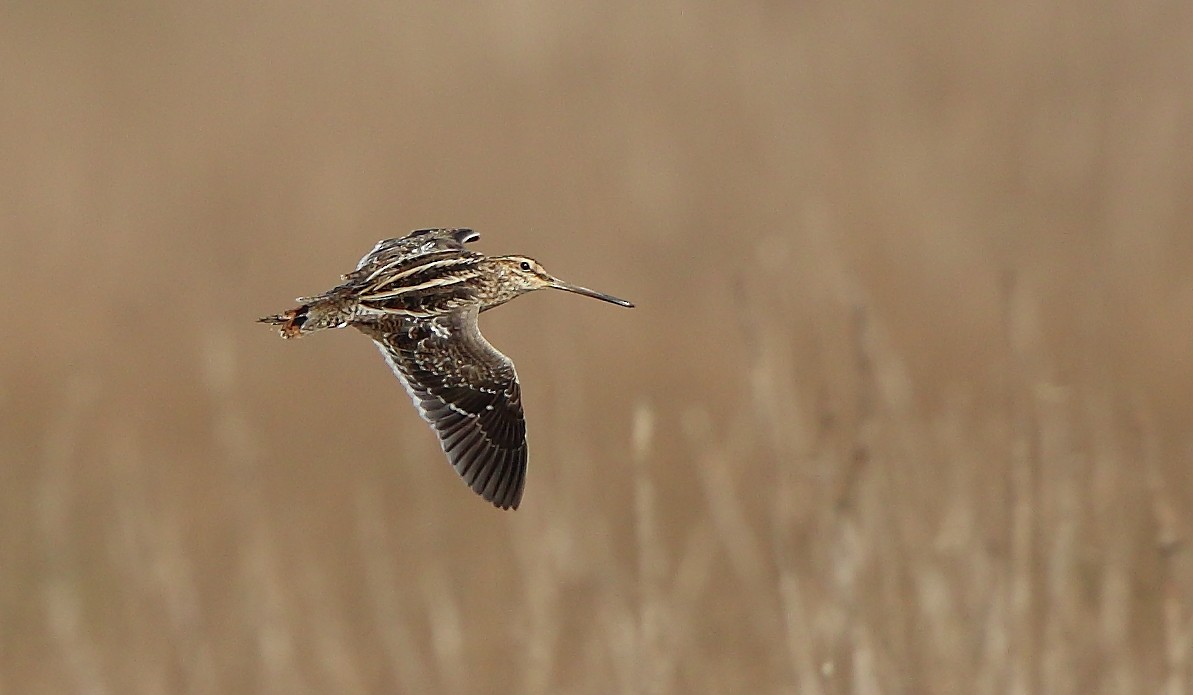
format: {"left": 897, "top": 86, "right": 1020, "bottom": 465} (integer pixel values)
{"left": 520, "top": 261, "right": 532, "bottom": 271}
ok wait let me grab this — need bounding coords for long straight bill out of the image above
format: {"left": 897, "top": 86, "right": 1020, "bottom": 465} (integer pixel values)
{"left": 550, "top": 280, "right": 634, "bottom": 308}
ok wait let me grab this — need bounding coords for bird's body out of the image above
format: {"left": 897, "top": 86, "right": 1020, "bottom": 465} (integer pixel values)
{"left": 260, "top": 228, "right": 633, "bottom": 510}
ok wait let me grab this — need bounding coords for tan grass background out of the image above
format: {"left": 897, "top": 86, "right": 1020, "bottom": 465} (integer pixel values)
{"left": 2, "top": 1, "right": 1192, "bottom": 693}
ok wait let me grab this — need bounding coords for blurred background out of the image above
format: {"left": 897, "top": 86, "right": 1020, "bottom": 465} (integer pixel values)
{"left": 2, "top": 1, "right": 1191, "bottom": 693}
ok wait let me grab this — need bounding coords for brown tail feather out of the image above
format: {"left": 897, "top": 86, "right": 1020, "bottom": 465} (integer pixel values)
{"left": 258, "top": 305, "right": 310, "bottom": 339}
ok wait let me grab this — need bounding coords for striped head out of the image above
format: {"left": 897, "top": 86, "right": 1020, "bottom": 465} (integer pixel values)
{"left": 482, "top": 256, "right": 635, "bottom": 310}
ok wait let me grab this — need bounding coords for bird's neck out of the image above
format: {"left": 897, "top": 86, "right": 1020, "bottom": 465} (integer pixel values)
{"left": 474, "top": 258, "right": 527, "bottom": 311}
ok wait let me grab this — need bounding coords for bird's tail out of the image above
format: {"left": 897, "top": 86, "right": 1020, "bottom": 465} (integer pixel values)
{"left": 259, "top": 292, "right": 355, "bottom": 339}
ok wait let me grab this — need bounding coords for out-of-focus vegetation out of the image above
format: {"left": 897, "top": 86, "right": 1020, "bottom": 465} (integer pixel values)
{"left": 2, "top": 1, "right": 1190, "bottom": 693}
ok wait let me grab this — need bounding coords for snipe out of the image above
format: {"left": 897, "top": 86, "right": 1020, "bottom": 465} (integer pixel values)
{"left": 259, "top": 228, "right": 634, "bottom": 510}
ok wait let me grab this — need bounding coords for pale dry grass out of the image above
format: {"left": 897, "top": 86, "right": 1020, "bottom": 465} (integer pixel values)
{"left": 2, "top": 0, "right": 1192, "bottom": 693}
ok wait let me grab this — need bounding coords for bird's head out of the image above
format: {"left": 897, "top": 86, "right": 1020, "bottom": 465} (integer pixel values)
{"left": 490, "top": 255, "right": 635, "bottom": 308}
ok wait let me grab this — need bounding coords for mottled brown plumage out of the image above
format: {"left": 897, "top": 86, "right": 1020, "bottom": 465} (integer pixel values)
{"left": 259, "top": 228, "right": 633, "bottom": 510}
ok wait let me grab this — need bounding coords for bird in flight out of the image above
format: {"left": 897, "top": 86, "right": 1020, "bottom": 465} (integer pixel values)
{"left": 259, "top": 228, "right": 634, "bottom": 510}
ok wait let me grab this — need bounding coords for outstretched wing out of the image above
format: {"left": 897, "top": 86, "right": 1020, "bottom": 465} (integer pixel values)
{"left": 368, "top": 308, "right": 527, "bottom": 510}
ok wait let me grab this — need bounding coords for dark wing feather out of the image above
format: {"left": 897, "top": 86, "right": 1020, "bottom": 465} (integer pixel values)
{"left": 354, "top": 228, "right": 479, "bottom": 271}
{"left": 369, "top": 308, "right": 527, "bottom": 510}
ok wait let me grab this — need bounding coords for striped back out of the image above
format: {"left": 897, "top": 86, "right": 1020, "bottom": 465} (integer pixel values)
{"left": 355, "top": 250, "right": 487, "bottom": 319}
